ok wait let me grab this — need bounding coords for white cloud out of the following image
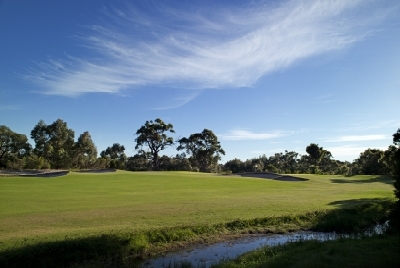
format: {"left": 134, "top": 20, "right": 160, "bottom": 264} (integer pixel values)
{"left": 221, "top": 129, "right": 289, "bottom": 141}
{"left": 324, "top": 134, "right": 389, "bottom": 142}
{"left": 24, "top": 0, "right": 397, "bottom": 97}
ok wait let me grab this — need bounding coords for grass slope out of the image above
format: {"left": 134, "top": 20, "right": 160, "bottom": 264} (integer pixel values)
{"left": 0, "top": 171, "right": 394, "bottom": 244}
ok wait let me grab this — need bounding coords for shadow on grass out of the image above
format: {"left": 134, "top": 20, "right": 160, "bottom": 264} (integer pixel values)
{"left": 330, "top": 175, "right": 394, "bottom": 185}
{"left": 76, "top": 168, "right": 117, "bottom": 173}
{"left": 0, "top": 234, "right": 137, "bottom": 268}
{"left": 328, "top": 198, "right": 394, "bottom": 209}
{"left": 311, "top": 199, "right": 394, "bottom": 233}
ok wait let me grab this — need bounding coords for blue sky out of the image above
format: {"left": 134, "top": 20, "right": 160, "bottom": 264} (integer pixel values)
{"left": 1, "top": 0, "right": 399, "bottom": 162}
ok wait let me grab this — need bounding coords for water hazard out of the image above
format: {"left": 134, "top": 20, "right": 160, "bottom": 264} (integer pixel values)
{"left": 141, "top": 231, "right": 337, "bottom": 268}
{"left": 141, "top": 222, "right": 388, "bottom": 268}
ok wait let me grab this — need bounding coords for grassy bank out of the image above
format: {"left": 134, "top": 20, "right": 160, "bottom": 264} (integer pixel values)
{"left": 0, "top": 201, "right": 394, "bottom": 267}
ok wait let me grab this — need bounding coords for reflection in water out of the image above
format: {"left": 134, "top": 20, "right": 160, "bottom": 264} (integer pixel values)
{"left": 142, "top": 222, "right": 388, "bottom": 268}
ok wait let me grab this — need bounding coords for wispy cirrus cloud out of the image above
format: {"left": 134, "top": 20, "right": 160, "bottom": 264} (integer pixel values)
{"left": 220, "top": 128, "right": 309, "bottom": 141}
{"left": 24, "top": 0, "right": 397, "bottom": 97}
{"left": 0, "top": 105, "right": 20, "bottom": 110}
{"left": 153, "top": 90, "right": 201, "bottom": 110}
{"left": 337, "top": 119, "right": 400, "bottom": 132}
{"left": 324, "top": 134, "right": 389, "bottom": 143}
{"left": 316, "top": 94, "right": 338, "bottom": 104}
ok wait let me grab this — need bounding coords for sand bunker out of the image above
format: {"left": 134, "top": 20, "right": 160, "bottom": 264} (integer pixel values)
{"left": 20, "top": 171, "right": 69, "bottom": 177}
{"left": 77, "top": 168, "right": 116, "bottom": 173}
{"left": 0, "top": 170, "right": 69, "bottom": 177}
{"left": 236, "top": 172, "right": 308, "bottom": 181}
{"left": 0, "top": 168, "right": 116, "bottom": 177}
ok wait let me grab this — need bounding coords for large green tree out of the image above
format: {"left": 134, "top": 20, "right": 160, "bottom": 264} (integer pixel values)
{"left": 306, "top": 143, "right": 332, "bottom": 174}
{"left": 134, "top": 118, "right": 175, "bottom": 170}
{"left": 392, "top": 129, "right": 400, "bottom": 198}
{"left": 177, "top": 129, "right": 225, "bottom": 173}
{"left": 73, "top": 131, "right": 98, "bottom": 169}
{"left": 380, "top": 145, "right": 398, "bottom": 175}
{"left": 100, "top": 143, "right": 127, "bottom": 169}
{"left": 100, "top": 143, "right": 126, "bottom": 160}
{"left": 31, "top": 119, "right": 75, "bottom": 169}
{"left": 352, "top": 149, "right": 386, "bottom": 175}
{"left": 280, "top": 151, "right": 299, "bottom": 174}
{"left": 390, "top": 128, "right": 400, "bottom": 230}
{"left": 265, "top": 151, "right": 300, "bottom": 174}
{"left": 126, "top": 153, "right": 151, "bottom": 171}
{"left": 0, "top": 125, "right": 31, "bottom": 168}
{"left": 224, "top": 158, "right": 244, "bottom": 173}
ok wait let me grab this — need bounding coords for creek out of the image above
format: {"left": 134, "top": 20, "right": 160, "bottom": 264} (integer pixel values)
{"left": 141, "top": 222, "right": 388, "bottom": 268}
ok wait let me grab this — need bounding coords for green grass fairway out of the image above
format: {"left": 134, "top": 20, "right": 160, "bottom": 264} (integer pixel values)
{"left": 0, "top": 171, "right": 394, "bottom": 244}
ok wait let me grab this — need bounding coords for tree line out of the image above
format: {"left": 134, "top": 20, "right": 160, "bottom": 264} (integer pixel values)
{"left": 1, "top": 119, "right": 399, "bottom": 177}
{"left": 224, "top": 142, "right": 398, "bottom": 176}
{"left": 0, "top": 118, "right": 224, "bottom": 173}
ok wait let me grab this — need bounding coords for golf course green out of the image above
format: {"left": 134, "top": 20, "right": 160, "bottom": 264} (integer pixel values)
{"left": 0, "top": 171, "right": 394, "bottom": 243}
